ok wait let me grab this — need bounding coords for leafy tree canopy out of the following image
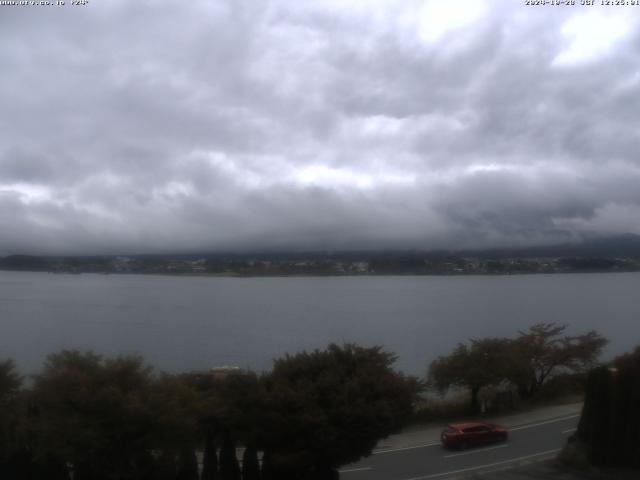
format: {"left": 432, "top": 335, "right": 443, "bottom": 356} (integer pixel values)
{"left": 0, "top": 359, "right": 21, "bottom": 403}
{"left": 262, "top": 343, "right": 420, "bottom": 476}
{"left": 428, "top": 338, "right": 512, "bottom": 412}
{"left": 428, "top": 323, "right": 608, "bottom": 409}
{"left": 510, "top": 323, "right": 608, "bottom": 397}
{"left": 33, "top": 350, "right": 156, "bottom": 479}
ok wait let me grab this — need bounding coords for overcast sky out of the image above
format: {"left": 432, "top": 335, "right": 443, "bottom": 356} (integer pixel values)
{"left": 1, "top": 0, "right": 639, "bottom": 255}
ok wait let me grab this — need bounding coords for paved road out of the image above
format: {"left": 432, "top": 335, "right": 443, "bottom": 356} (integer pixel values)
{"left": 340, "top": 414, "right": 579, "bottom": 480}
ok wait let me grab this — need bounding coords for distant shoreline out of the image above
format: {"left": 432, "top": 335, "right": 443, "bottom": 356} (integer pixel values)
{"left": 2, "top": 252, "right": 639, "bottom": 277}
{"left": 2, "top": 268, "right": 639, "bottom": 278}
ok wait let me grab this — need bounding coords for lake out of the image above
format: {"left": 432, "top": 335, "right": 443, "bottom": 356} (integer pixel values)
{"left": 0, "top": 271, "right": 638, "bottom": 376}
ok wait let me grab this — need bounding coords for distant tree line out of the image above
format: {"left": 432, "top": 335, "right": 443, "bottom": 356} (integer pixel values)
{"left": 0, "top": 344, "right": 419, "bottom": 480}
{"left": 0, "top": 255, "right": 49, "bottom": 271}
{"left": 2, "top": 253, "right": 640, "bottom": 276}
{"left": 428, "top": 323, "right": 608, "bottom": 413}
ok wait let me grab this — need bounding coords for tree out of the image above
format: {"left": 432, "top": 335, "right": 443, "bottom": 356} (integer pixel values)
{"left": 215, "top": 370, "right": 265, "bottom": 465}
{"left": 509, "top": 323, "right": 608, "bottom": 398}
{"left": 218, "top": 433, "right": 240, "bottom": 480}
{"left": 179, "top": 372, "right": 223, "bottom": 480}
{"left": 429, "top": 324, "right": 608, "bottom": 408}
{"left": 261, "top": 343, "right": 420, "bottom": 478}
{"left": 573, "top": 346, "right": 640, "bottom": 468}
{"left": 32, "top": 351, "right": 156, "bottom": 480}
{"left": 180, "top": 368, "right": 264, "bottom": 480}
{"left": 0, "top": 359, "right": 21, "bottom": 400}
{"left": 428, "top": 338, "right": 512, "bottom": 413}
{"left": 156, "top": 450, "right": 177, "bottom": 480}
{"left": 147, "top": 373, "right": 206, "bottom": 480}
{"left": 241, "top": 445, "right": 260, "bottom": 480}
{"left": 0, "top": 359, "right": 26, "bottom": 479}
{"left": 177, "top": 446, "right": 198, "bottom": 480}
{"left": 201, "top": 431, "right": 219, "bottom": 480}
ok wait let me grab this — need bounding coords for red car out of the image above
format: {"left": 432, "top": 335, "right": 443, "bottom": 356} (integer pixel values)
{"left": 440, "top": 421, "right": 508, "bottom": 449}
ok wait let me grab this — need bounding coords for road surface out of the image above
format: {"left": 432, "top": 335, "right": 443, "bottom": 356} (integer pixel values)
{"left": 340, "top": 414, "right": 579, "bottom": 480}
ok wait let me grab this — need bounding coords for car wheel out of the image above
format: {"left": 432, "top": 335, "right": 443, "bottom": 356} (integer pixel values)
{"left": 460, "top": 441, "right": 469, "bottom": 450}
{"left": 498, "top": 433, "right": 508, "bottom": 443}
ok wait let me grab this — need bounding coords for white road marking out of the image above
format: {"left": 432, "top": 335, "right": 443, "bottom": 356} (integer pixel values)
{"left": 443, "top": 443, "right": 508, "bottom": 458}
{"left": 373, "top": 442, "right": 441, "bottom": 455}
{"left": 509, "top": 414, "right": 580, "bottom": 431}
{"left": 562, "top": 427, "right": 577, "bottom": 434}
{"left": 401, "top": 448, "right": 562, "bottom": 480}
{"left": 372, "top": 414, "right": 579, "bottom": 456}
{"left": 338, "top": 466, "right": 372, "bottom": 473}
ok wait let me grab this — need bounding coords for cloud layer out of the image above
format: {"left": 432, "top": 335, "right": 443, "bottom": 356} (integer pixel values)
{"left": 2, "top": 0, "right": 640, "bottom": 254}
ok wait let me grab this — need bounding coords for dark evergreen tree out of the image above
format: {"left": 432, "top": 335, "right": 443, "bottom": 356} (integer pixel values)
{"left": 5, "top": 448, "right": 62, "bottom": 480}
{"left": 575, "top": 346, "right": 640, "bottom": 468}
{"left": 177, "top": 447, "right": 199, "bottom": 480}
{"left": 45, "top": 456, "right": 71, "bottom": 480}
{"left": 133, "top": 450, "right": 157, "bottom": 480}
{"left": 156, "top": 450, "right": 178, "bottom": 480}
{"left": 241, "top": 445, "right": 260, "bottom": 480}
{"left": 74, "top": 460, "right": 108, "bottom": 480}
{"left": 147, "top": 373, "right": 203, "bottom": 480}
{"left": 260, "top": 450, "right": 276, "bottom": 480}
{"left": 577, "top": 366, "right": 614, "bottom": 465}
{"left": 219, "top": 434, "right": 240, "bottom": 480}
{"left": 0, "top": 360, "right": 24, "bottom": 479}
{"left": 201, "top": 431, "right": 218, "bottom": 480}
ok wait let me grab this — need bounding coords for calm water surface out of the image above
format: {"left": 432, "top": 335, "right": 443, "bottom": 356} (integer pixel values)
{"left": 1, "top": 271, "right": 638, "bottom": 376}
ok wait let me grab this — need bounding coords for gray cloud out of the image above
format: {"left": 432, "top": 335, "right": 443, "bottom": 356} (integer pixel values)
{"left": 1, "top": 0, "right": 640, "bottom": 254}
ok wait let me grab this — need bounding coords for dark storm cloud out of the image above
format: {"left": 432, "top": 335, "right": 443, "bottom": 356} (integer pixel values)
{"left": 1, "top": 0, "right": 639, "bottom": 254}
